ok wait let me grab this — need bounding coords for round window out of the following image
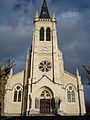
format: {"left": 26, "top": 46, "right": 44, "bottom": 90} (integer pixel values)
{"left": 39, "top": 60, "right": 51, "bottom": 72}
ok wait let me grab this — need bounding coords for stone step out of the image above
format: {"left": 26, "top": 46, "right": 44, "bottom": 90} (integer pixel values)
{"left": 30, "top": 114, "right": 56, "bottom": 116}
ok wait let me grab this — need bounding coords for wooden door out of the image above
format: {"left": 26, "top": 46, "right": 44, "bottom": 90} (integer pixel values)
{"left": 40, "top": 99, "right": 50, "bottom": 114}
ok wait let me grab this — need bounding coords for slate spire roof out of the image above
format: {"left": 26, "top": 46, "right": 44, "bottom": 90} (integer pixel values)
{"left": 39, "top": 0, "right": 50, "bottom": 19}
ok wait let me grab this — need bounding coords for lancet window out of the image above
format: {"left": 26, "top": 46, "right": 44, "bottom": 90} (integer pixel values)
{"left": 67, "top": 86, "right": 76, "bottom": 103}
{"left": 40, "top": 27, "right": 44, "bottom": 41}
{"left": 13, "top": 85, "right": 22, "bottom": 102}
{"left": 46, "top": 27, "right": 51, "bottom": 41}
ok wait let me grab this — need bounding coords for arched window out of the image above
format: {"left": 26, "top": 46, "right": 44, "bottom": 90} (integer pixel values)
{"left": 72, "top": 91, "right": 75, "bottom": 102}
{"left": 67, "top": 91, "right": 71, "bottom": 102}
{"left": 18, "top": 91, "right": 21, "bottom": 102}
{"left": 14, "top": 91, "right": 17, "bottom": 102}
{"left": 40, "top": 27, "right": 44, "bottom": 41}
{"left": 13, "top": 85, "right": 22, "bottom": 102}
{"left": 67, "top": 86, "right": 76, "bottom": 102}
{"left": 46, "top": 27, "right": 51, "bottom": 41}
{"left": 40, "top": 90, "right": 50, "bottom": 98}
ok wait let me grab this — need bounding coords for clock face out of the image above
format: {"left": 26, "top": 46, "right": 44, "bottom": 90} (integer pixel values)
{"left": 43, "top": 48, "right": 48, "bottom": 53}
{"left": 43, "top": 12, "right": 47, "bottom": 15}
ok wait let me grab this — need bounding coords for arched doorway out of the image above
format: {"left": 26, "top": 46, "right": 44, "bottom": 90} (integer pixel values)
{"left": 40, "top": 89, "right": 53, "bottom": 114}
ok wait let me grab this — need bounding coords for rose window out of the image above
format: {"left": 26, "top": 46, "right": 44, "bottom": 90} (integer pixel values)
{"left": 39, "top": 60, "right": 51, "bottom": 72}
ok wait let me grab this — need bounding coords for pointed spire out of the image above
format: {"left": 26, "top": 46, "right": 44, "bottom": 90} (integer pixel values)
{"left": 76, "top": 68, "right": 80, "bottom": 77}
{"left": 35, "top": 10, "right": 39, "bottom": 18}
{"left": 76, "top": 68, "right": 82, "bottom": 85}
{"left": 39, "top": 0, "right": 50, "bottom": 19}
{"left": 10, "top": 68, "right": 13, "bottom": 76}
{"left": 52, "top": 11, "right": 56, "bottom": 22}
{"left": 52, "top": 11, "right": 55, "bottom": 19}
{"left": 34, "top": 10, "right": 39, "bottom": 22}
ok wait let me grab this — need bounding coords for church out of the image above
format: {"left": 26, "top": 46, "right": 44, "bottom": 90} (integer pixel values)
{"left": 4, "top": 0, "right": 86, "bottom": 116}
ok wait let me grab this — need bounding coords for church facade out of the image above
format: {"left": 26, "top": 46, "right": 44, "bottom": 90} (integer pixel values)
{"left": 4, "top": 0, "right": 86, "bottom": 116}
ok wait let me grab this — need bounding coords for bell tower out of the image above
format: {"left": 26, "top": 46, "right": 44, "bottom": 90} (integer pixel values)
{"left": 30, "top": 0, "right": 64, "bottom": 84}
{"left": 26, "top": 0, "right": 64, "bottom": 115}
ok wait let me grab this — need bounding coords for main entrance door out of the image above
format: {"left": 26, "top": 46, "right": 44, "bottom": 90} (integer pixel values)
{"left": 40, "top": 99, "right": 50, "bottom": 114}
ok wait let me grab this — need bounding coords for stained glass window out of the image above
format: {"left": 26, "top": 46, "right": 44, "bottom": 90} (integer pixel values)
{"left": 13, "top": 85, "right": 22, "bottom": 102}
{"left": 39, "top": 60, "right": 51, "bottom": 72}
{"left": 40, "top": 90, "right": 50, "bottom": 98}
{"left": 67, "top": 86, "right": 76, "bottom": 103}
{"left": 14, "top": 91, "right": 17, "bottom": 102}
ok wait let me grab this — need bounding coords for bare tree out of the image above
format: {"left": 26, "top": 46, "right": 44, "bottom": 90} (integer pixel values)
{"left": 82, "top": 65, "right": 90, "bottom": 85}
{"left": 0, "top": 59, "right": 15, "bottom": 116}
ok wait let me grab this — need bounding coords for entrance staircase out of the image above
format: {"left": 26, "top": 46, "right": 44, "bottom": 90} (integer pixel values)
{"left": 30, "top": 114, "right": 56, "bottom": 116}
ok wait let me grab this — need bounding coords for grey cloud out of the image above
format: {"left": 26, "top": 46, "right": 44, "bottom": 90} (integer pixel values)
{"left": 56, "top": 9, "right": 90, "bottom": 85}
{"left": 0, "top": 0, "right": 90, "bottom": 103}
{"left": 0, "top": 0, "right": 35, "bottom": 26}
{"left": 0, "top": 0, "right": 90, "bottom": 83}
{"left": 13, "top": 54, "right": 26, "bottom": 74}
{"left": 0, "top": 24, "right": 32, "bottom": 58}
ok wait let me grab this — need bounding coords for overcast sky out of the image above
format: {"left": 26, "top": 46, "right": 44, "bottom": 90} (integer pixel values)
{"left": 0, "top": 0, "right": 90, "bottom": 103}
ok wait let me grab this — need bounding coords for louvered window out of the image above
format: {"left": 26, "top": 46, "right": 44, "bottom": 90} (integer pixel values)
{"left": 40, "top": 27, "right": 44, "bottom": 41}
{"left": 46, "top": 27, "right": 51, "bottom": 41}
